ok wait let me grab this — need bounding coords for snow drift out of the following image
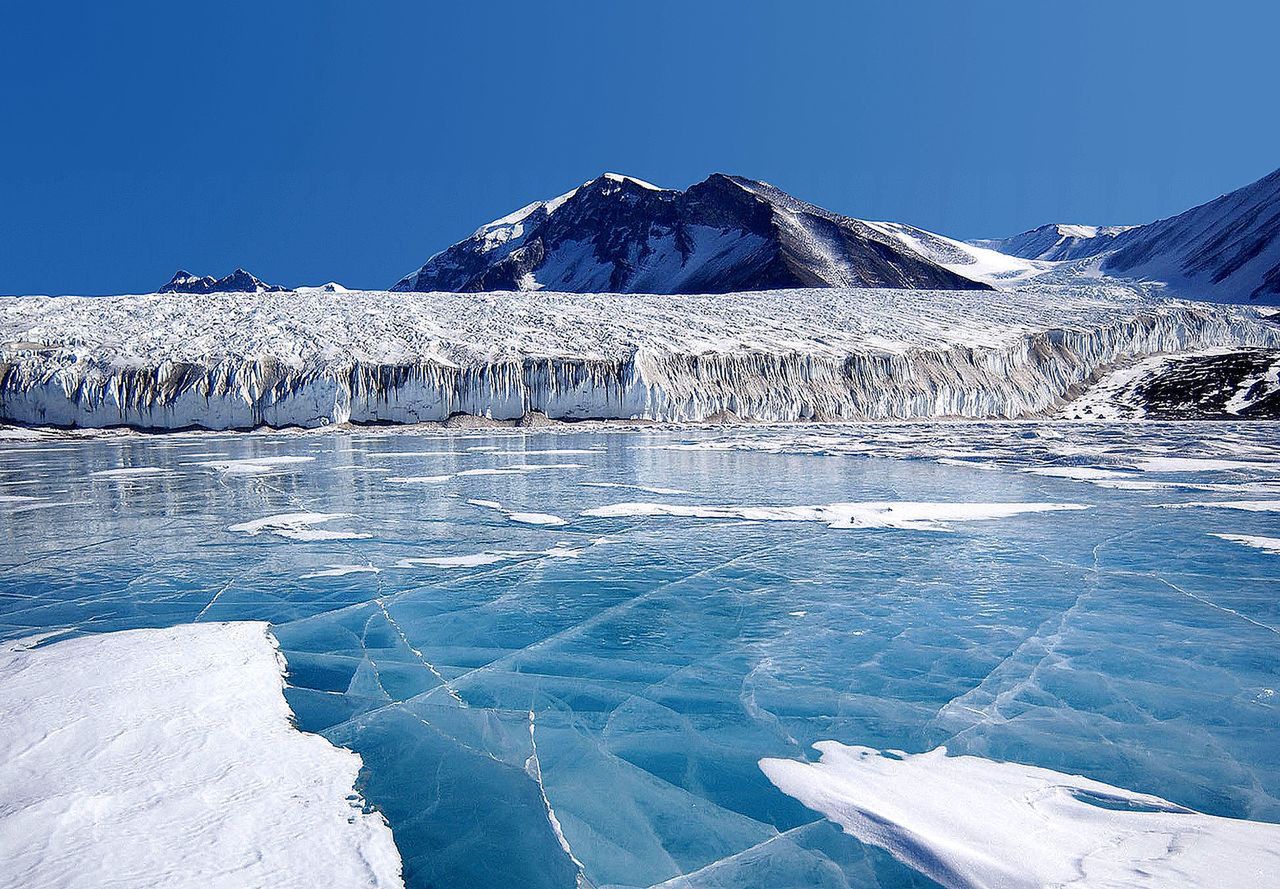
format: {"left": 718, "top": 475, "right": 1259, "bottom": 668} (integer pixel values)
{"left": 761, "top": 741, "right": 1280, "bottom": 889}
{"left": 0, "top": 623, "right": 404, "bottom": 889}
{"left": 0, "top": 286, "right": 1276, "bottom": 430}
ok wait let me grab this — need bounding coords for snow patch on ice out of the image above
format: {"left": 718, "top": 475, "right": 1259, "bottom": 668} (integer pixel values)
{"left": 468, "top": 498, "right": 567, "bottom": 527}
{"left": 300, "top": 564, "right": 382, "bottom": 579}
{"left": 0, "top": 622, "right": 403, "bottom": 889}
{"left": 228, "top": 512, "right": 371, "bottom": 541}
{"left": 582, "top": 500, "right": 1086, "bottom": 532}
{"left": 761, "top": 741, "right": 1280, "bottom": 889}
{"left": 1213, "top": 533, "right": 1280, "bottom": 555}
{"left": 192, "top": 456, "right": 315, "bottom": 476}
{"left": 395, "top": 543, "right": 582, "bottom": 570}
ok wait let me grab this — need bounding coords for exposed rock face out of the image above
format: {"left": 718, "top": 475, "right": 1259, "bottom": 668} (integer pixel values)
{"left": 159, "top": 269, "right": 287, "bottom": 294}
{"left": 391, "top": 173, "right": 991, "bottom": 294}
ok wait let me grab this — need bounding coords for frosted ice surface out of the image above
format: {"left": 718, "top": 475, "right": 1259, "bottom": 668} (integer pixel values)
{"left": 2, "top": 423, "right": 1278, "bottom": 889}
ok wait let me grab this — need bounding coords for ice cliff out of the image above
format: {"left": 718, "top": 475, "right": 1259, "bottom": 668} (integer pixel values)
{"left": 1, "top": 287, "right": 1276, "bottom": 430}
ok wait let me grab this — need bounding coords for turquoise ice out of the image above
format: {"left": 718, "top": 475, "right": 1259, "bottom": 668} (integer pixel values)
{"left": 2, "top": 423, "right": 1277, "bottom": 888}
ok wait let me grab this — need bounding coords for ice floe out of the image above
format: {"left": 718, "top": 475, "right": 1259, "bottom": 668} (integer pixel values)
{"left": 761, "top": 742, "right": 1280, "bottom": 889}
{"left": 0, "top": 623, "right": 403, "bottom": 889}
{"left": 581, "top": 500, "right": 1087, "bottom": 532}
{"left": 228, "top": 512, "right": 371, "bottom": 541}
{"left": 1213, "top": 534, "right": 1280, "bottom": 555}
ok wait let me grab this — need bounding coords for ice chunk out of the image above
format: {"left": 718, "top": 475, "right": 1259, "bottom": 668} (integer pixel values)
{"left": 761, "top": 742, "right": 1280, "bottom": 889}
{"left": 0, "top": 623, "right": 403, "bottom": 889}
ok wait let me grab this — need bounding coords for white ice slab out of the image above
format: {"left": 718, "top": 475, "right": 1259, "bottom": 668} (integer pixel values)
{"left": 582, "top": 500, "right": 1087, "bottom": 532}
{"left": 1212, "top": 533, "right": 1280, "bottom": 555}
{"left": 0, "top": 622, "right": 403, "bottom": 889}
{"left": 761, "top": 742, "right": 1280, "bottom": 889}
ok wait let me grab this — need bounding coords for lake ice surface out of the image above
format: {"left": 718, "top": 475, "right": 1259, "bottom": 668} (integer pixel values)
{"left": 1, "top": 422, "right": 1278, "bottom": 889}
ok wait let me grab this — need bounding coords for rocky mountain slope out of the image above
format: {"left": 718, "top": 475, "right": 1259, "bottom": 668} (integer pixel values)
{"left": 391, "top": 174, "right": 990, "bottom": 294}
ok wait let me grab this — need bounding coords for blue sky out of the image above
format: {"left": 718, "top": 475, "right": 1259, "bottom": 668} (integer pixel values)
{"left": 2, "top": 0, "right": 1276, "bottom": 294}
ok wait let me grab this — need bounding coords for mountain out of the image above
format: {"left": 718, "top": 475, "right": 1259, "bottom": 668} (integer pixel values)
{"left": 974, "top": 167, "right": 1280, "bottom": 304}
{"left": 391, "top": 173, "right": 991, "bottom": 294}
{"left": 1099, "top": 167, "right": 1280, "bottom": 304}
{"left": 970, "top": 224, "right": 1136, "bottom": 262}
{"left": 159, "top": 268, "right": 287, "bottom": 294}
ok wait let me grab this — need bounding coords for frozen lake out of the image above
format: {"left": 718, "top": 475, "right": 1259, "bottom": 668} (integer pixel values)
{"left": 2, "top": 423, "right": 1278, "bottom": 888}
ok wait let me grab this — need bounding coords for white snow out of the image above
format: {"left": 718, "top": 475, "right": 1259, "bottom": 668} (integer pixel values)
{"left": 2, "top": 286, "right": 1275, "bottom": 429}
{"left": 1213, "top": 533, "right": 1280, "bottom": 554}
{"left": 1158, "top": 499, "right": 1280, "bottom": 512}
{"left": 468, "top": 498, "right": 567, "bottom": 527}
{"left": 228, "top": 511, "right": 371, "bottom": 541}
{"left": 0, "top": 623, "right": 403, "bottom": 889}
{"left": 192, "top": 456, "right": 315, "bottom": 475}
{"left": 760, "top": 741, "right": 1280, "bottom": 889}
{"left": 582, "top": 500, "right": 1086, "bottom": 532}
{"left": 395, "top": 543, "right": 582, "bottom": 570}
{"left": 89, "top": 466, "right": 172, "bottom": 478}
{"left": 580, "top": 481, "right": 690, "bottom": 495}
{"left": 300, "top": 563, "right": 381, "bottom": 579}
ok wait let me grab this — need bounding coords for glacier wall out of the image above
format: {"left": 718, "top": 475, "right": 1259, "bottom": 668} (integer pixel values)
{"left": 1, "top": 290, "right": 1277, "bottom": 430}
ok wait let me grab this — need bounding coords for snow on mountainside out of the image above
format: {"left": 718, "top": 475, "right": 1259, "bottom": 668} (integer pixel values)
{"left": 974, "top": 167, "right": 1280, "bottom": 304}
{"left": 1100, "top": 167, "right": 1280, "bottom": 305}
{"left": 971, "top": 224, "right": 1137, "bottom": 262}
{"left": 1, "top": 285, "right": 1275, "bottom": 429}
{"left": 391, "top": 173, "right": 991, "bottom": 294}
{"left": 160, "top": 268, "right": 287, "bottom": 294}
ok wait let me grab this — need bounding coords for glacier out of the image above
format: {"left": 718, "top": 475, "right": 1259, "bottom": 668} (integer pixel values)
{"left": 1, "top": 285, "right": 1276, "bottom": 430}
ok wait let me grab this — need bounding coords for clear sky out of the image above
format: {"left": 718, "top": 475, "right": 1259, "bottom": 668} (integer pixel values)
{"left": 2, "top": 0, "right": 1277, "bottom": 295}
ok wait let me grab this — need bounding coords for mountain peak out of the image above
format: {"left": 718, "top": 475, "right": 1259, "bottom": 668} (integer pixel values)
{"left": 391, "top": 174, "right": 990, "bottom": 294}
{"left": 159, "top": 268, "right": 287, "bottom": 294}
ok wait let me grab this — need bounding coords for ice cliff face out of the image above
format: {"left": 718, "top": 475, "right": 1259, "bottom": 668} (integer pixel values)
{"left": 1, "top": 287, "right": 1275, "bottom": 430}
{"left": 391, "top": 173, "right": 991, "bottom": 294}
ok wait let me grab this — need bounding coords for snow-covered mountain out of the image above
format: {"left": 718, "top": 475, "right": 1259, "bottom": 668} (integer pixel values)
{"left": 1099, "top": 167, "right": 1280, "bottom": 305}
{"left": 160, "top": 269, "right": 287, "bottom": 294}
{"left": 970, "top": 224, "right": 1137, "bottom": 262}
{"left": 391, "top": 173, "right": 991, "bottom": 294}
{"left": 974, "top": 167, "right": 1280, "bottom": 304}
